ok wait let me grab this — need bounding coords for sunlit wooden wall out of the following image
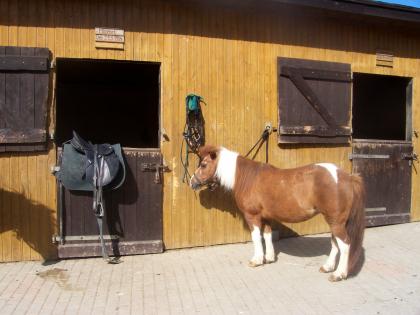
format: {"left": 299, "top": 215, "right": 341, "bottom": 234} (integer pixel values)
{"left": 0, "top": 0, "right": 419, "bottom": 260}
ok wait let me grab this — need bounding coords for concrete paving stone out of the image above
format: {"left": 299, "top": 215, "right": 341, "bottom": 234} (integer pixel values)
{"left": 1, "top": 223, "right": 420, "bottom": 314}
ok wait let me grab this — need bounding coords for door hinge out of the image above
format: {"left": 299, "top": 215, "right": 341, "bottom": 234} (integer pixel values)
{"left": 349, "top": 153, "right": 390, "bottom": 160}
{"left": 53, "top": 234, "right": 119, "bottom": 243}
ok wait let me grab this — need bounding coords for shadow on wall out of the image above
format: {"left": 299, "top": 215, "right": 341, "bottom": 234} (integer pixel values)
{"left": 0, "top": 189, "right": 57, "bottom": 262}
{"left": 198, "top": 186, "right": 240, "bottom": 217}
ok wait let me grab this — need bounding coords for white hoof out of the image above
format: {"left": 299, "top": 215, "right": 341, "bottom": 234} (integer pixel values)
{"left": 248, "top": 256, "right": 264, "bottom": 267}
{"left": 320, "top": 263, "right": 336, "bottom": 273}
{"left": 264, "top": 255, "right": 275, "bottom": 264}
{"left": 328, "top": 271, "right": 347, "bottom": 282}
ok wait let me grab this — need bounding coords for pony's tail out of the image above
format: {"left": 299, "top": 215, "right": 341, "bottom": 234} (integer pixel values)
{"left": 346, "top": 174, "right": 366, "bottom": 274}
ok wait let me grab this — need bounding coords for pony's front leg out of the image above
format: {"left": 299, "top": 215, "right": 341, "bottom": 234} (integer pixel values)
{"left": 245, "top": 215, "right": 264, "bottom": 267}
{"left": 249, "top": 225, "right": 264, "bottom": 267}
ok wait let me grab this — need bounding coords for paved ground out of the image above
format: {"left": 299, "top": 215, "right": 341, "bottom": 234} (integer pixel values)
{"left": 0, "top": 222, "right": 419, "bottom": 315}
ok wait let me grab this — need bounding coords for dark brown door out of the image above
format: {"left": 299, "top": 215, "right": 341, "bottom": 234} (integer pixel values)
{"left": 57, "top": 149, "right": 163, "bottom": 258}
{"left": 351, "top": 140, "right": 413, "bottom": 227}
{"left": 0, "top": 46, "right": 50, "bottom": 152}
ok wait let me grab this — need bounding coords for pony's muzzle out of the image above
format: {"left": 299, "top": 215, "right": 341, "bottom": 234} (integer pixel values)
{"left": 190, "top": 175, "right": 201, "bottom": 190}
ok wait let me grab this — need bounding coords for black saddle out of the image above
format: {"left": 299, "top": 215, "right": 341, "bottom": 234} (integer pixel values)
{"left": 58, "top": 131, "right": 125, "bottom": 192}
{"left": 55, "top": 131, "right": 126, "bottom": 263}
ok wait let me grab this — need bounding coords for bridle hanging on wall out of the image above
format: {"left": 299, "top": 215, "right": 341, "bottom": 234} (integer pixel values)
{"left": 181, "top": 94, "right": 206, "bottom": 183}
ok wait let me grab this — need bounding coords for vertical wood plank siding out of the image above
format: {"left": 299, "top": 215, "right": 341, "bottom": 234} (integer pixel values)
{"left": 0, "top": 0, "right": 420, "bottom": 260}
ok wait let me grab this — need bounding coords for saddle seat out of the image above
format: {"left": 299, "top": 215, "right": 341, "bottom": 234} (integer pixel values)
{"left": 57, "top": 131, "right": 125, "bottom": 192}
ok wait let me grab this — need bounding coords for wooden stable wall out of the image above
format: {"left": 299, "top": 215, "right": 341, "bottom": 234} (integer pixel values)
{"left": 0, "top": 0, "right": 419, "bottom": 261}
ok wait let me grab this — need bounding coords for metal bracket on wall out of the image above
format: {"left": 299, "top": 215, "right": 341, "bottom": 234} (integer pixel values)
{"left": 160, "top": 127, "right": 170, "bottom": 142}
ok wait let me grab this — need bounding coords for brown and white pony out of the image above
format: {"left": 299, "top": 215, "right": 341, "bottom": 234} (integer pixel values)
{"left": 190, "top": 145, "right": 365, "bottom": 282}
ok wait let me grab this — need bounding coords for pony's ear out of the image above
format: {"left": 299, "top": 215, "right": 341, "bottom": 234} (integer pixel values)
{"left": 197, "top": 146, "right": 207, "bottom": 158}
{"left": 198, "top": 145, "right": 219, "bottom": 159}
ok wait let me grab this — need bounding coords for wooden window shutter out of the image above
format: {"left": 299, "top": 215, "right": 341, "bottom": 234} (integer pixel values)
{"left": 278, "top": 57, "right": 352, "bottom": 144}
{"left": 0, "top": 46, "right": 50, "bottom": 152}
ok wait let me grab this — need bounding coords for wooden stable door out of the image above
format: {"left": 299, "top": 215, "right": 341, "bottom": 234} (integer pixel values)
{"left": 351, "top": 74, "right": 414, "bottom": 227}
{"left": 351, "top": 141, "right": 413, "bottom": 226}
{"left": 57, "top": 149, "right": 164, "bottom": 258}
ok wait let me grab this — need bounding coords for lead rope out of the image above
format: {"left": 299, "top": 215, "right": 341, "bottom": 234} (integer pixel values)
{"left": 244, "top": 125, "right": 276, "bottom": 163}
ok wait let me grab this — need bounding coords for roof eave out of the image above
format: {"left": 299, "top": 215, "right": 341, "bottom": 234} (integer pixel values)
{"left": 268, "top": 0, "right": 420, "bottom": 23}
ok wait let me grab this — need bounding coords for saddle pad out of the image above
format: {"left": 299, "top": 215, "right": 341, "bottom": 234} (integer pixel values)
{"left": 57, "top": 143, "right": 126, "bottom": 191}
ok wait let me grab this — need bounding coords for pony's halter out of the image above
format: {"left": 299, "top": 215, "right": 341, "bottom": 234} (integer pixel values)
{"left": 191, "top": 172, "right": 219, "bottom": 191}
{"left": 207, "top": 181, "right": 219, "bottom": 191}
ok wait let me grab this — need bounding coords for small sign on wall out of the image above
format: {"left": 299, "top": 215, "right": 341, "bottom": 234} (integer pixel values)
{"left": 376, "top": 50, "right": 393, "bottom": 68}
{"left": 95, "top": 27, "right": 124, "bottom": 50}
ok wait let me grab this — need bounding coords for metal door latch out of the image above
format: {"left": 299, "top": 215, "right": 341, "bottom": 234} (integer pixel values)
{"left": 141, "top": 163, "right": 170, "bottom": 184}
{"left": 401, "top": 153, "right": 418, "bottom": 167}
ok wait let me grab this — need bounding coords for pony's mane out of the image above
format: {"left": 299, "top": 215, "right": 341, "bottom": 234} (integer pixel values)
{"left": 215, "top": 147, "right": 239, "bottom": 190}
{"left": 234, "top": 156, "right": 265, "bottom": 196}
{"left": 202, "top": 145, "right": 266, "bottom": 192}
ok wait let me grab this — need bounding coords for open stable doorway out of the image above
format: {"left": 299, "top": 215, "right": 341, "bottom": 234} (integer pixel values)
{"left": 352, "top": 73, "right": 412, "bottom": 142}
{"left": 55, "top": 58, "right": 160, "bottom": 148}
{"left": 55, "top": 58, "right": 164, "bottom": 258}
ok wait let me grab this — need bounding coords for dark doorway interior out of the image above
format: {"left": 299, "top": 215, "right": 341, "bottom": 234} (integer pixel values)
{"left": 352, "top": 73, "right": 411, "bottom": 141}
{"left": 55, "top": 58, "right": 160, "bottom": 148}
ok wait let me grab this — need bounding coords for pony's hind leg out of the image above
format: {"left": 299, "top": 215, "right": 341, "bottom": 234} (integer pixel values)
{"left": 263, "top": 223, "right": 275, "bottom": 264}
{"left": 319, "top": 236, "right": 338, "bottom": 273}
{"left": 329, "top": 224, "right": 350, "bottom": 282}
